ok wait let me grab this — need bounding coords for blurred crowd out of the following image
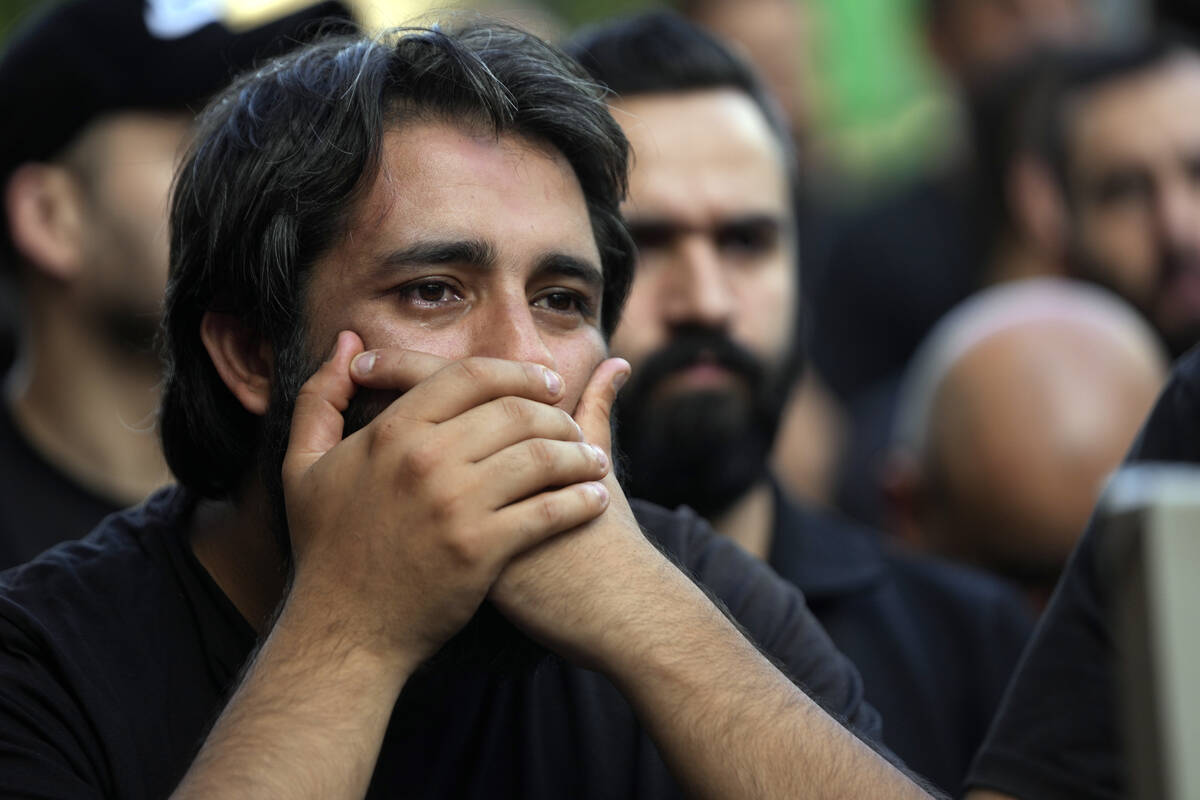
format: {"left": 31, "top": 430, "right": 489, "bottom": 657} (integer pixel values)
{"left": 0, "top": 0, "right": 1198, "bottom": 798}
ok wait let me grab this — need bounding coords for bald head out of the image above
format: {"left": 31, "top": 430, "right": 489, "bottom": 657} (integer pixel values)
{"left": 890, "top": 278, "right": 1167, "bottom": 600}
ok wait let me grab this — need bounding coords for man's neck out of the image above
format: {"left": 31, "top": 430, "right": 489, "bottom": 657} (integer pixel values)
{"left": 7, "top": 302, "right": 169, "bottom": 505}
{"left": 709, "top": 480, "right": 776, "bottom": 561}
{"left": 189, "top": 482, "right": 289, "bottom": 634}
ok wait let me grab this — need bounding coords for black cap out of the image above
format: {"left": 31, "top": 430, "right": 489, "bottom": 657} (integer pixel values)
{"left": 0, "top": 0, "right": 354, "bottom": 184}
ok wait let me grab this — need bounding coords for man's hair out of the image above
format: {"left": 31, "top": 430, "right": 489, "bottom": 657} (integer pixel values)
{"left": 1031, "top": 32, "right": 1200, "bottom": 197}
{"left": 160, "top": 21, "right": 634, "bottom": 498}
{"left": 565, "top": 10, "right": 797, "bottom": 181}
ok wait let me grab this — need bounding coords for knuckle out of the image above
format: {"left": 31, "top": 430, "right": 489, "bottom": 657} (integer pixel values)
{"left": 499, "top": 396, "right": 532, "bottom": 426}
{"left": 454, "top": 357, "right": 490, "bottom": 385}
{"left": 537, "top": 495, "right": 565, "bottom": 530}
{"left": 526, "top": 438, "right": 555, "bottom": 471}
{"left": 445, "top": 528, "right": 484, "bottom": 565}
{"left": 402, "top": 440, "right": 441, "bottom": 478}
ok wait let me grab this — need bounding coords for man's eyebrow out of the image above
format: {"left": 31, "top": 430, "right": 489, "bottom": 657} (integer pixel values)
{"left": 533, "top": 252, "right": 605, "bottom": 292}
{"left": 377, "top": 238, "right": 498, "bottom": 271}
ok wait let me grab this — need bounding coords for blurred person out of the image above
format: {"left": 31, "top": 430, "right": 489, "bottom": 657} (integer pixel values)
{"left": 1028, "top": 34, "right": 1200, "bottom": 358}
{"left": 813, "top": 2, "right": 1100, "bottom": 529}
{"left": 676, "top": 0, "right": 813, "bottom": 156}
{"left": 884, "top": 278, "right": 1168, "bottom": 610}
{"left": 0, "top": 0, "right": 349, "bottom": 568}
{"left": 570, "top": 12, "right": 1033, "bottom": 794}
{"left": 0, "top": 22, "right": 936, "bottom": 799}
{"left": 965, "top": 342, "right": 1200, "bottom": 800}
{"left": 924, "top": 0, "right": 1095, "bottom": 88}
{"left": 675, "top": 0, "right": 845, "bottom": 507}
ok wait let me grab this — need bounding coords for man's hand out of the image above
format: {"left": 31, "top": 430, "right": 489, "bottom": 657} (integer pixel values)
{"left": 280, "top": 331, "right": 613, "bottom": 671}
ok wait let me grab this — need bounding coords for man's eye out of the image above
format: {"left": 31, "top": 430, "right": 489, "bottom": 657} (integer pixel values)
{"left": 717, "top": 221, "right": 777, "bottom": 255}
{"left": 400, "top": 280, "right": 461, "bottom": 306}
{"left": 534, "top": 291, "right": 592, "bottom": 316}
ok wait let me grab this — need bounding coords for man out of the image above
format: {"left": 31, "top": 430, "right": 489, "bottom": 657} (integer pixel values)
{"left": 885, "top": 278, "right": 1167, "bottom": 609}
{"left": 965, "top": 344, "right": 1200, "bottom": 799}
{"left": 569, "top": 12, "right": 1032, "bottom": 794}
{"left": 1031, "top": 34, "right": 1200, "bottom": 358}
{"left": 0, "top": 22, "right": 932, "bottom": 799}
{"left": 0, "top": 0, "right": 349, "bottom": 567}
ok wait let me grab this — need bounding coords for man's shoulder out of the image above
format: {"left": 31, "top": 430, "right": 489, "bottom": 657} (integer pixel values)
{"left": 0, "top": 487, "right": 192, "bottom": 637}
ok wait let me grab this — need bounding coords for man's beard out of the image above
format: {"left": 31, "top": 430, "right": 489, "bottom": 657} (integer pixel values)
{"left": 614, "top": 326, "right": 800, "bottom": 519}
{"left": 258, "top": 327, "right": 551, "bottom": 678}
{"left": 1069, "top": 242, "right": 1200, "bottom": 357}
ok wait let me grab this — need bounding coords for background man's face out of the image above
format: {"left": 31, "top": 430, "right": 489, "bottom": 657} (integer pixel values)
{"left": 1065, "top": 54, "right": 1200, "bottom": 355}
{"left": 66, "top": 111, "right": 191, "bottom": 351}
{"left": 609, "top": 89, "right": 797, "bottom": 515}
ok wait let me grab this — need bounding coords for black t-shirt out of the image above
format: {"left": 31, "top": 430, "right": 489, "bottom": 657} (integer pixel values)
{"left": 966, "top": 343, "right": 1200, "bottom": 799}
{"left": 769, "top": 487, "right": 1033, "bottom": 795}
{"left": 0, "top": 403, "right": 123, "bottom": 569}
{"left": 0, "top": 487, "right": 884, "bottom": 799}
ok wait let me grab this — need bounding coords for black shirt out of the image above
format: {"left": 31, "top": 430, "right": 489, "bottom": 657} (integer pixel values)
{"left": 768, "top": 487, "right": 1033, "bottom": 795}
{"left": 0, "top": 487, "right": 883, "bottom": 799}
{"left": 966, "top": 343, "right": 1200, "bottom": 799}
{"left": 0, "top": 404, "right": 122, "bottom": 569}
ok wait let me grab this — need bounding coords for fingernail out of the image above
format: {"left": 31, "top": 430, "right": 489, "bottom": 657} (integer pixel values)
{"left": 544, "top": 368, "right": 563, "bottom": 395}
{"left": 352, "top": 351, "right": 376, "bottom": 376}
{"left": 612, "top": 370, "right": 629, "bottom": 392}
{"left": 588, "top": 482, "right": 609, "bottom": 504}
{"left": 591, "top": 444, "right": 608, "bottom": 469}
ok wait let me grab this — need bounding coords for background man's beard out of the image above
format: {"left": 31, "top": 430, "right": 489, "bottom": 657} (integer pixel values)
{"left": 614, "top": 327, "right": 798, "bottom": 519}
{"left": 258, "top": 329, "right": 550, "bottom": 677}
{"left": 1069, "top": 243, "right": 1200, "bottom": 357}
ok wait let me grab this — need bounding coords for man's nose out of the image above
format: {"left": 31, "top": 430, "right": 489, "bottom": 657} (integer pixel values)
{"left": 661, "top": 235, "right": 734, "bottom": 330}
{"left": 473, "top": 295, "right": 558, "bottom": 370}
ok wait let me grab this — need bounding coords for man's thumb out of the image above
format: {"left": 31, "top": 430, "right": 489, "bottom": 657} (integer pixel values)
{"left": 284, "top": 330, "right": 364, "bottom": 478}
{"left": 573, "top": 357, "right": 631, "bottom": 453}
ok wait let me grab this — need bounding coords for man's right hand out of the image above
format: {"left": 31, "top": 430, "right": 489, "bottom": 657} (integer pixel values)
{"left": 278, "top": 331, "right": 612, "bottom": 672}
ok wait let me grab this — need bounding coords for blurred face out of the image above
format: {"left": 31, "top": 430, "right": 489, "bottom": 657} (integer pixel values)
{"left": 1065, "top": 54, "right": 1200, "bottom": 355}
{"left": 934, "top": 0, "right": 1092, "bottom": 82}
{"left": 609, "top": 90, "right": 797, "bottom": 515}
{"left": 66, "top": 111, "right": 191, "bottom": 351}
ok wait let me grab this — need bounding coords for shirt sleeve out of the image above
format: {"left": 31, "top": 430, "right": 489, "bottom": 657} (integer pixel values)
{"left": 0, "top": 600, "right": 107, "bottom": 799}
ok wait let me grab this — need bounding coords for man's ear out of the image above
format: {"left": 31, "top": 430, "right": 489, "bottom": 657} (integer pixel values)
{"left": 200, "top": 311, "right": 274, "bottom": 416}
{"left": 4, "top": 163, "right": 87, "bottom": 281}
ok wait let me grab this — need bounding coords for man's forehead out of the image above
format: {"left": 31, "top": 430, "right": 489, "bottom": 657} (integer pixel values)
{"left": 1067, "top": 53, "right": 1200, "bottom": 166}
{"left": 345, "top": 120, "right": 599, "bottom": 258}
{"left": 613, "top": 89, "right": 790, "bottom": 222}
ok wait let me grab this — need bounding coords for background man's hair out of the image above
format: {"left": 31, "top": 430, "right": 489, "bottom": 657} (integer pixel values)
{"left": 566, "top": 10, "right": 796, "bottom": 177}
{"left": 160, "top": 20, "right": 634, "bottom": 498}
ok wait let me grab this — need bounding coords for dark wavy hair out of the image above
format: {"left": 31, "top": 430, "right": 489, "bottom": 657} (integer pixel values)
{"left": 160, "top": 20, "right": 634, "bottom": 498}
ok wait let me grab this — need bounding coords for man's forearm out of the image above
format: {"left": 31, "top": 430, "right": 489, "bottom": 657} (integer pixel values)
{"left": 170, "top": 590, "right": 415, "bottom": 799}
{"left": 601, "top": 560, "right": 933, "bottom": 800}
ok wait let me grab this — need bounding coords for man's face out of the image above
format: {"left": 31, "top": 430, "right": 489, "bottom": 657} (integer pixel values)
{"left": 262, "top": 119, "right": 608, "bottom": 673}
{"left": 300, "top": 120, "right": 607, "bottom": 414}
{"left": 609, "top": 90, "right": 797, "bottom": 516}
{"left": 1065, "top": 54, "right": 1200, "bottom": 355}
{"left": 66, "top": 111, "right": 192, "bottom": 352}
